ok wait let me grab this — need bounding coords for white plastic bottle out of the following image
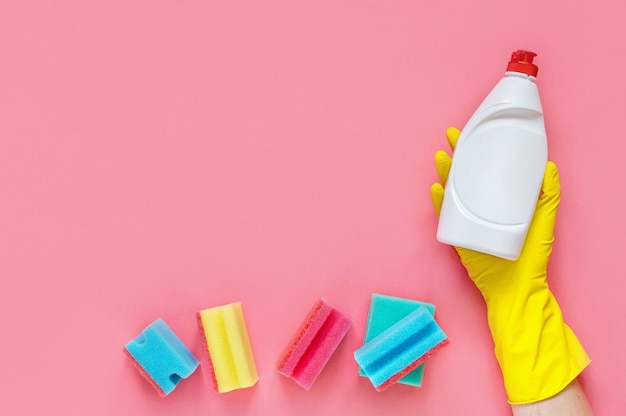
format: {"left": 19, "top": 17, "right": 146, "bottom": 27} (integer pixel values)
{"left": 436, "top": 50, "right": 548, "bottom": 260}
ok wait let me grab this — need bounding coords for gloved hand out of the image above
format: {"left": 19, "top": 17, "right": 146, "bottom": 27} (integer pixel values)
{"left": 431, "top": 127, "right": 591, "bottom": 404}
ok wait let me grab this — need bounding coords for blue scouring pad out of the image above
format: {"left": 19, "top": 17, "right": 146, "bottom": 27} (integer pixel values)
{"left": 358, "top": 294, "right": 436, "bottom": 387}
{"left": 354, "top": 305, "right": 449, "bottom": 391}
{"left": 124, "top": 318, "right": 199, "bottom": 396}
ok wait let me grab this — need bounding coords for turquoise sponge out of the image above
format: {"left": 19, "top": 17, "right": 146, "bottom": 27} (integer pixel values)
{"left": 358, "top": 294, "right": 436, "bottom": 387}
{"left": 124, "top": 318, "right": 199, "bottom": 396}
{"left": 354, "top": 304, "right": 449, "bottom": 391}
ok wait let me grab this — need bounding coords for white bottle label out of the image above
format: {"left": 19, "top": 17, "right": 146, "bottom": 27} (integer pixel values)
{"left": 453, "top": 112, "right": 546, "bottom": 225}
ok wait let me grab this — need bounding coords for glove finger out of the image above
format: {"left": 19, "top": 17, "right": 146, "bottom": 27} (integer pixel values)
{"left": 430, "top": 183, "right": 445, "bottom": 217}
{"left": 446, "top": 127, "right": 461, "bottom": 152}
{"left": 527, "top": 161, "right": 561, "bottom": 245}
{"left": 435, "top": 150, "right": 452, "bottom": 185}
{"left": 539, "top": 161, "right": 561, "bottom": 201}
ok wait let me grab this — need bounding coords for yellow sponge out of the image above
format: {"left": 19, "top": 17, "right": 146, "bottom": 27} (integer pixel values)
{"left": 196, "top": 302, "right": 258, "bottom": 392}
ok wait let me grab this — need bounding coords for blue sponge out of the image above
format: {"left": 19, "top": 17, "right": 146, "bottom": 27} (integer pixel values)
{"left": 124, "top": 318, "right": 199, "bottom": 396}
{"left": 358, "top": 294, "right": 436, "bottom": 387}
{"left": 354, "top": 306, "right": 449, "bottom": 391}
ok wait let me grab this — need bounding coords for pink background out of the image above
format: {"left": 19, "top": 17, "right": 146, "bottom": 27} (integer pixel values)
{"left": 1, "top": 0, "right": 624, "bottom": 414}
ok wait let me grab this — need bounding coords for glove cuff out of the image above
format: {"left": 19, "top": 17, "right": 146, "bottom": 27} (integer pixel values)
{"left": 488, "top": 288, "right": 591, "bottom": 404}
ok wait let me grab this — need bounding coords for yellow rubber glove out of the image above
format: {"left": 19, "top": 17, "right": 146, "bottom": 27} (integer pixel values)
{"left": 431, "top": 127, "right": 591, "bottom": 404}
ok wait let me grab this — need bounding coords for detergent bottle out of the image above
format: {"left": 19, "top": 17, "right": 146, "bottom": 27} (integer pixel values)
{"left": 436, "top": 50, "right": 548, "bottom": 260}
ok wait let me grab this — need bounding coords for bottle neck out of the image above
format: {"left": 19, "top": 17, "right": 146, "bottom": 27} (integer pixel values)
{"left": 505, "top": 71, "right": 537, "bottom": 82}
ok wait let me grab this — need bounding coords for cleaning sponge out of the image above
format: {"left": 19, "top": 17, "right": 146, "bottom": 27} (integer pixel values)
{"left": 196, "top": 302, "right": 258, "bottom": 392}
{"left": 277, "top": 298, "right": 352, "bottom": 389}
{"left": 358, "top": 294, "right": 436, "bottom": 387}
{"left": 354, "top": 305, "right": 449, "bottom": 391}
{"left": 124, "top": 318, "right": 199, "bottom": 396}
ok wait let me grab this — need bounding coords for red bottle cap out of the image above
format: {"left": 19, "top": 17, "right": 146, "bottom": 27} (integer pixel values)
{"left": 506, "top": 50, "right": 538, "bottom": 77}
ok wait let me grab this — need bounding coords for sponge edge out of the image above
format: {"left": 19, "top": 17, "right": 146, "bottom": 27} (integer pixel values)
{"left": 196, "top": 302, "right": 258, "bottom": 392}
{"left": 277, "top": 298, "right": 352, "bottom": 390}
{"left": 124, "top": 318, "right": 199, "bottom": 397}
{"left": 358, "top": 294, "right": 436, "bottom": 387}
{"left": 354, "top": 306, "right": 449, "bottom": 391}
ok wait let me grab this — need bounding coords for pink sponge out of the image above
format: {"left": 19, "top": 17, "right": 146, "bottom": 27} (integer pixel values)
{"left": 277, "top": 298, "right": 352, "bottom": 390}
